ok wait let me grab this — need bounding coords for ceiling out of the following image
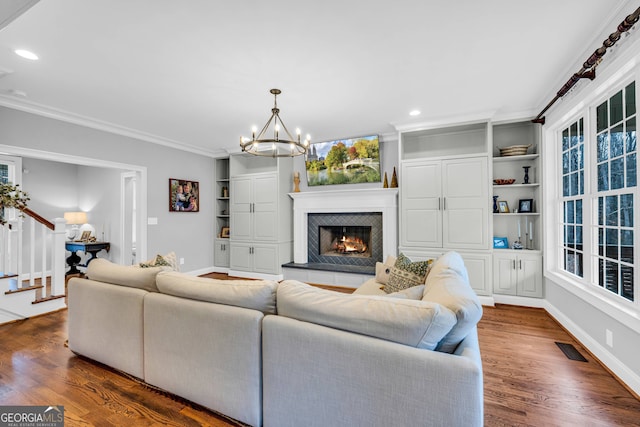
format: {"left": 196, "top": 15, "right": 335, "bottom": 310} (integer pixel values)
{"left": 0, "top": 0, "right": 635, "bottom": 157}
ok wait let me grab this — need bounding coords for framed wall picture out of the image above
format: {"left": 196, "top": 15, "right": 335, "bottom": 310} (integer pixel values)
{"left": 518, "top": 198, "right": 533, "bottom": 213}
{"left": 493, "top": 236, "right": 509, "bottom": 249}
{"left": 498, "top": 200, "right": 510, "bottom": 213}
{"left": 169, "top": 178, "right": 199, "bottom": 212}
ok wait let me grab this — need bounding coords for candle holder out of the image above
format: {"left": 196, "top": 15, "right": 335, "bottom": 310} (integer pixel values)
{"left": 523, "top": 166, "right": 531, "bottom": 184}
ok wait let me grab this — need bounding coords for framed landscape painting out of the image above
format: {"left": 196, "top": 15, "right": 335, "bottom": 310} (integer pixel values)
{"left": 305, "top": 134, "right": 381, "bottom": 186}
{"left": 169, "top": 178, "right": 199, "bottom": 212}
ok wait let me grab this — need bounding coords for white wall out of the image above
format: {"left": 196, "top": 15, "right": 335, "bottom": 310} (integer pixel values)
{"left": 0, "top": 106, "right": 216, "bottom": 273}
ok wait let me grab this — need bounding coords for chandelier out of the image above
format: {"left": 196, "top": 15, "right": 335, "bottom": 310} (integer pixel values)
{"left": 240, "top": 88, "right": 310, "bottom": 157}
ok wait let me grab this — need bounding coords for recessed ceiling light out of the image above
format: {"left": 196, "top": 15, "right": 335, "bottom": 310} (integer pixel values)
{"left": 409, "top": 110, "right": 421, "bottom": 116}
{"left": 14, "top": 49, "right": 38, "bottom": 60}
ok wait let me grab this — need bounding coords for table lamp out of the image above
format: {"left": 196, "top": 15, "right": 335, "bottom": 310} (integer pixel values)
{"left": 64, "top": 211, "right": 87, "bottom": 241}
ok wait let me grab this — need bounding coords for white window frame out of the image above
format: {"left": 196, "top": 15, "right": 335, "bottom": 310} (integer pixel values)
{"left": 544, "top": 57, "right": 640, "bottom": 327}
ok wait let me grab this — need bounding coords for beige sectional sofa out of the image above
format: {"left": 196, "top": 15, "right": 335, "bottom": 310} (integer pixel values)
{"left": 67, "top": 251, "right": 483, "bottom": 427}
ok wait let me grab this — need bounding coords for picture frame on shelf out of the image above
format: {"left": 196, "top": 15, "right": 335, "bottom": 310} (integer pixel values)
{"left": 493, "top": 236, "right": 509, "bottom": 249}
{"left": 78, "top": 230, "right": 92, "bottom": 242}
{"left": 220, "top": 226, "right": 230, "bottom": 238}
{"left": 498, "top": 200, "right": 510, "bottom": 213}
{"left": 518, "top": 198, "right": 533, "bottom": 213}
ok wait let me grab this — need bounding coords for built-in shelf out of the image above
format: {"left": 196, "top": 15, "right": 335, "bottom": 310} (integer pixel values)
{"left": 493, "top": 153, "right": 539, "bottom": 163}
{"left": 493, "top": 183, "right": 540, "bottom": 188}
{"left": 494, "top": 213, "right": 540, "bottom": 216}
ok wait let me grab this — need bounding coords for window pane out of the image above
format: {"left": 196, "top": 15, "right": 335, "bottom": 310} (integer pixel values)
{"left": 606, "top": 228, "right": 619, "bottom": 259}
{"left": 570, "top": 172, "right": 579, "bottom": 196}
{"left": 563, "top": 152, "right": 569, "bottom": 174}
{"left": 567, "top": 200, "right": 575, "bottom": 223}
{"left": 598, "top": 197, "right": 604, "bottom": 226}
{"left": 576, "top": 200, "right": 583, "bottom": 224}
{"left": 621, "top": 230, "right": 633, "bottom": 263}
{"left": 620, "top": 193, "right": 634, "bottom": 227}
{"left": 567, "top": 225, "right": 575, "bottom": 248}
{"left": 625, "top": 81, "right": 636, "bottom": 117}
{"left": 610, "top": 90, "right": 623, "bottom": 125}
{"left": 599, "top": 228, "right": 604, "bottom": 256}
{"left": 597, "top": 132, "right": 609, "bottom": 162}
{"left": 627, "top": 152, "right": 637, "bottom": 187}
{"left": 626, "top": 117, "right": 636, "bottom": 153}
{"left": 597, "top": 102, "right": 608, "bottom": 132}
{"left": 576, "top": 225, "right": 583, "bottom": 248}
{"left": 599, "top": 258, "right": 605, "bottom": 286}
{"left": 579, "top": 118, "right": 584, "bottom": 141}
{"left": 621, "top": 265, "right": 634, "bottom": 301}
{"left": 606, "top": 196, "right": 618, "bottom": 226}
{"left": 580, "top": 170, "right": 585, "bottom": 195}
{"left": 598, "top": 163, "right": 609, "bottom": 191}
{"left": 570, "top": 122, "right": 579, "bottom": 147}
{"left": 563, "top": 128, "right": 569, "bottom": 151}
{"left": 611, "top": 124, "right": 624, "bottom": 158}
{"left": 563, "top": 175, "right": 570, "bottom": 196}
{"left": 605, "top": 261, "right": 619, "bottom": 294}
{"left": 611, "top": 158, "right": 624, "bottom": 189}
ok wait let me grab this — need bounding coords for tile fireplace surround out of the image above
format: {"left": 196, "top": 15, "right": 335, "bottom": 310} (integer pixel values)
{"left": 289, "top": 188, "right": 398, "bottom": 270}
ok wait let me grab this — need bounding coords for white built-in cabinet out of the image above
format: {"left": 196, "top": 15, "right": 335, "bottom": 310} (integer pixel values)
{"left": 401, "top": 156, "right": 488, "bottom": 250}
{"left": 399, "top": 122, "right": 492, "bottom": 296}
{"left": 492, "top": 121, "right": 543, "bottom": 299}
{"left": 228, "top": 154, "right": 293, "bottom": 278}
{"left": 492, "top": 251, "right": 542, "bottom": 298}
{"left": 213, "top": 157, "right": 230, "bottom": 271}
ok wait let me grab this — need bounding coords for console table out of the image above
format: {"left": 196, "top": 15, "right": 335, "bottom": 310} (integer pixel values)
{"left": 65, "top": 241, "right": 110, "bottom": 275}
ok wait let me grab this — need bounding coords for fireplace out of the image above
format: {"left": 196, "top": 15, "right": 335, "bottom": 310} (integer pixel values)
{"left": 308, "top": 212, "right": 382, "bottom": 267}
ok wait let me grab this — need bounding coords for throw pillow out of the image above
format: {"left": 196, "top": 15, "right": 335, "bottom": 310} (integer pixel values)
{"left": 383, "top": 253, "right": 433, "bottom": 294}
{"left": 138, "top": 252, "right": 179, "bottom": 271}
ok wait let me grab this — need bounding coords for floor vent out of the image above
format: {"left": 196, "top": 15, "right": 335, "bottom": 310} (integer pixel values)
{"left": 555, "top": 342, "right": 588, "bottom": 362}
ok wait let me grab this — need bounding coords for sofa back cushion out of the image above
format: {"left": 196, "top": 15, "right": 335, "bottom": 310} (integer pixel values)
{"left": 156, "top": 271, "right": 278, "bottom": 314}
{"left": 86, "top": 258, "right": 166, "bottom": 292}
{"left": 423, "top": 251, "right": 483, "bottom": 353}
{"left": 276, "top": 280, "right": 456, "bottom": 350}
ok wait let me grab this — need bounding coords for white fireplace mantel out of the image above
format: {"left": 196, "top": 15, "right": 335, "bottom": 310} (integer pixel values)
{"left": 289, "top": 188, "right": 398, "bottom": 264}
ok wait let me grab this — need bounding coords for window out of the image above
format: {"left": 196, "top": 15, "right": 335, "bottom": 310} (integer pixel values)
{"left": 561, "top": 118, "right": 585, "bottom": 277}
{"left": 559, "top": 82, "right": 637, "bottom": 303}
{"left": 594, "top": 82, "right": 636, "bottom": 302}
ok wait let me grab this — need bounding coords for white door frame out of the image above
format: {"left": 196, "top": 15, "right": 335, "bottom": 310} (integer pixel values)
{"left": 0, "top": 144, "right": 148, "bottom": 262}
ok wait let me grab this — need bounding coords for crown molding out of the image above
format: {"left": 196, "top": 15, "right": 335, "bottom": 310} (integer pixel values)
{"left": 0, "top": 95, "right": 228, "bottom": 158}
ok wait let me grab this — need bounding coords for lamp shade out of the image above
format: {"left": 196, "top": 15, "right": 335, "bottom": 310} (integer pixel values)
{"left": 64, "top": 211, "right": 87, "bottom": 225}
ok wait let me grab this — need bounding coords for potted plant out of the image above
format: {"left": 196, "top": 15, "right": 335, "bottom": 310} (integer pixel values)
{"left": 0, "top": 182, "right": 29, "bottom": 225}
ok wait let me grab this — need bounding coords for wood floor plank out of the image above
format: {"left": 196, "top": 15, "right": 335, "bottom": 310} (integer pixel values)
{"left": 1, "top": 297, "right": 639, "bottom": 425}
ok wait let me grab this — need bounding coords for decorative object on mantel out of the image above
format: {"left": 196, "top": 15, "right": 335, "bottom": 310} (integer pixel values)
{"left": 239, "top": 88, "right": 310, "bottom": 157}
{"left": 383, "top": 172, "right": 389, "bottom": 188}
{"left": 523, "top": 166, "right": 531, "bottom": 184}
{"left": 498, "top": 144, "right": 531, "bottom": 157}
{"left": 390, "top": 167, "right": 398, "bottom": 188}
{"left": 293, "top": 171, "right": 301, "bottom": 193}
{"left": 0, "top": 182, "right": 29, "bottom": 225}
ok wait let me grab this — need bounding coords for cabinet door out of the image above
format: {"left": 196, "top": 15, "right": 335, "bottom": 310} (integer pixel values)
{"left": 252, "top": 174, "right": 278, "bottom": 241}
{"left": 460, "top": 252, "right": 492, "bottom": 296}
{"left": 493, "top": 253, "right": 517, "bottom": 295}
{"left": 517, "top": 253, "right": 543, "bottom": 298}
{"left": 231, "top": 177, "right": 253, "bottom": 241}
{"left": 400, "top": 161, "right": 442, "bottom": 248}
{"left": 214, "top": 239, "right": 230, "bottom": 268}
{"left": 229, "top": 242, "right": 252, "bottom": 271}
{"left": 442, "top": 157, "right": 488, "bottom": 249}
{"left": 252, "top": 244, "right": 279, "bottom": 274}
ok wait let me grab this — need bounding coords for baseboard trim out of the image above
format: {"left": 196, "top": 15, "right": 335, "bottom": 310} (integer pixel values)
{"left": 545, "top": 300, "right": 640, "bottom": 399}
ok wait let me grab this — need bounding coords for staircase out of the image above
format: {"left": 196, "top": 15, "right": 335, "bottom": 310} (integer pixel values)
{"left": 0, "top": 208, "right": 67, "bottom": 324}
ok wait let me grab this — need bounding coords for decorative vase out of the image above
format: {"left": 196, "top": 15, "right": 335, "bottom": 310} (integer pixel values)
{"left": 523, "top": 166, "right": 531, "bottom": 184}
{"left": 293, "top": 171, "right": 301, "bottom": 193}
{"left": 390, "top": 167, "right": 398, "bottom": 188}
{"left": 383, "top": 172, "right": 389, "bottom": 188}
{"left": 492, "top": 196, "right": 499, "bottom": 213}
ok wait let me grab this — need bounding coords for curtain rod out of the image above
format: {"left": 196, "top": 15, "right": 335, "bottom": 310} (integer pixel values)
{"left": 533, "top": 6, "right": 640, "bottom": 125}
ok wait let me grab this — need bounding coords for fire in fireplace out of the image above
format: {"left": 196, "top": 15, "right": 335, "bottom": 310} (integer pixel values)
{"left": 319, "top": 226, "right": 371, "bottom": 257}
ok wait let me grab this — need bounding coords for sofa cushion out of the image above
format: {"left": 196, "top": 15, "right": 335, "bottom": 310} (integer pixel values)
{"left": 86, "top": 258, "right": 166, "bottom": 292}
{"left": 156, "top": 271, "right": 278, "bottom": 314}
{"left": 277, "top": 280, "right": 456, "bottom": 350}
{"left": 354, "top": 279, "right": 424, "bottom": 300}
{"left": 423, "top": 251, "right": 483, "bottom": 353}
{"left": 384, "top": 253, "right": 432, "bottom": 293}
{"left": 374, "top": 255, "right": 397, "bottom": 285}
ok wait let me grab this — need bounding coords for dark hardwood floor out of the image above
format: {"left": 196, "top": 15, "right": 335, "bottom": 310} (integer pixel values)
{"left": 1, "top": 297, "right": 639, "bottom": 425}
